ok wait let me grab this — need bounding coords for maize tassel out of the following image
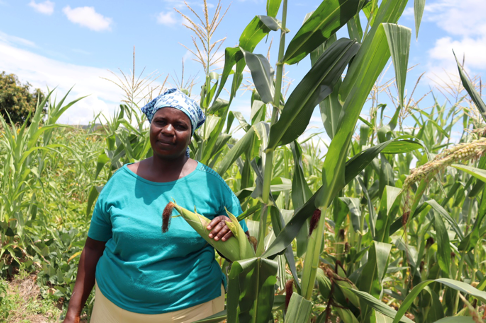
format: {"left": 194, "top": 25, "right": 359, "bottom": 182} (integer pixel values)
{"left": 163, "top": 202, "right": 255, "bottom": 262}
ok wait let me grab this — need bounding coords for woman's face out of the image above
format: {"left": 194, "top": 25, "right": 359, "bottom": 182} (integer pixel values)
{"left": 150, "top": 107, "right": 192, "bottom": 159}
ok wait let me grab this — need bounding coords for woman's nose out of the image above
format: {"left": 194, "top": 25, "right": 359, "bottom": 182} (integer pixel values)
{"left": 162, "top": 123, "right": 175, "bottom": 134}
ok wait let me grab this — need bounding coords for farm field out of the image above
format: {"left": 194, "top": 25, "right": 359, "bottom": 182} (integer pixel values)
{"left": 1, "top": 0, "right": 486, "bottom": 322}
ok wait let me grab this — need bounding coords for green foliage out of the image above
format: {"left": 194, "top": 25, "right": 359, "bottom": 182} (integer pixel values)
{"left": 4, "top": 0, "right": 486, "bottom": 322}
{"left": 0, "top": 71, "right": 46, "bottom": 125}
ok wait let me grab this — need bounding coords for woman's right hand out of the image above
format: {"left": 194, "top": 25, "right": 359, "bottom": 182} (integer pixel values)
{"left": 63, "top": 237, "right": 106, "bottom": 323}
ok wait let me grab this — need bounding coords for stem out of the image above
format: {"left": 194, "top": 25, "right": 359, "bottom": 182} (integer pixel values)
{"left": 261, "top": 0, "right": 288, "bottom": 204}
{"left": 357, "top": 204, "right": 366, "bottom": 253}
{"left": 301, "top": 206, "right": 326, "bottom": 300}
{"left": 197, "top": 27, "right": 212, "bottom": 161}
{"left": 453, "top": 199, "right": 474, "bottom": 313}
{"left": 255, "top": 0, "right": 288, "bottom": 257}
{"left": 454, "top": 252, "right": 466, "bottom": 314}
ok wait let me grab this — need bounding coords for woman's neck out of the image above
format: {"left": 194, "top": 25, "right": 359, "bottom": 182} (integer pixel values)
{"left": 130, "top": 154, "right": 196, "bottom": 183}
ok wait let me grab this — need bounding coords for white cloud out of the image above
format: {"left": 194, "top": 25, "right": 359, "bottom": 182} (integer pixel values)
{"left": 0, "top": 32, "right": 169, "bottom": 125}
{"left": 0, "top": 34, "right": 122, "bottom": 124}
{"left": 29, "top": 0, "right": 54, "bottom": 15}
{"left": 402, "top": 7, "right": 414, "bottom": 17}
{"left": 0, "top": 31, "right": 36, "bottom": 47}
{"left": 425, "top": 0, "right": 486, "bottom": 84}
{"left": 429, "top": 37, "right": 486, "bottom": 71}
{"left": 424, "top": 0, "right": 486, "bottom": 37}
{"left": 156, "top": 11, "right": 178, "bottom": 26}
{"left": 63, "top": 6, "right": 112, "bottom": 32}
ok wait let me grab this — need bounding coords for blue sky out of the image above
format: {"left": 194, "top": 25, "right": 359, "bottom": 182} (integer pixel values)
{"left": 0, "top": 0, "right": 484, "bottom": 137}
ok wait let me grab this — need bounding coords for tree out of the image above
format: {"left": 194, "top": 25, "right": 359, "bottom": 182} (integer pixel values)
{"left": 0, "top": 72, "right": 45, "bottom": 125}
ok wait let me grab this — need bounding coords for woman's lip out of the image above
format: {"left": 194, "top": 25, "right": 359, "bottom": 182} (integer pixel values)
{"left": 157, "top": 140, "right": 175, "bottom": 145}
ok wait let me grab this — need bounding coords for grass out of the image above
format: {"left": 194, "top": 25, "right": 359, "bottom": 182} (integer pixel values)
{"left": 0, "top": 270, "right": 62, "bottom": 323}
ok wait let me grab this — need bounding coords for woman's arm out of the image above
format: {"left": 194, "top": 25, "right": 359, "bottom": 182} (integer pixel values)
{"left": 63, "top": 237, "right": 106, "bottom": 323}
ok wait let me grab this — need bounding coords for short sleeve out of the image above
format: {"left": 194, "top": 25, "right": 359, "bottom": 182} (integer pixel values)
{"left": 88, "top": 196, "right": 113, "bottom": 242}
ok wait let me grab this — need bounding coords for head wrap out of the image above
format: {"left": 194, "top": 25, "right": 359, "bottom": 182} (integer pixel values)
{"left": 141, "top": 88, "right": 205, "bottom": 135}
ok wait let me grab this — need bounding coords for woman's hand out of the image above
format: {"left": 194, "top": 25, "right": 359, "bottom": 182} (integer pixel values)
{"left": 63, "top": 237, "right": 106, "bottom": 323}
{"left": 207, "top": 216, "right": 234, "bottom": 242}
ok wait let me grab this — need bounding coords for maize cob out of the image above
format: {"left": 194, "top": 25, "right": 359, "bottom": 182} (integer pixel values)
{"left": 163, "top": 202, "right": 255, "bottom": 262}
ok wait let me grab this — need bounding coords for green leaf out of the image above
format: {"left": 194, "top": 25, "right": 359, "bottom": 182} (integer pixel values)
{"left": 383, "top": 23, "right": 411, "bottom": 108}
{"left": 345, "top": 140, "right": 394, "bottom": 182}
{"left": 431, "top": 318, "right": 476, "bottom": 323}
{"left": 316, "top": 268, "right": 332, "bottom": 300}
{"left": 257, "top": 15, "right": 283, "bottom": 31}
{"left": 241, "top": 49, "right": 274, "bottom": 104}
{"left": 216, "top": 127, "right": 255, "bottom": 176}
{"left": 266, "top": 0, "right": 282, "bottom": 17}
{"left": 317, "top": 23, "right": 395, "bottom": 210}
{"left": 423, "top": 286, "right": 445, "bottom": 322}
{"left": 208, "top": 98, "right": 230, "bottom": 114}
{"left": 381, "top": 139, "right": 423, "bottom": 154}
{"left": 334, "top": 197, "right": 350, "bottom": 233}
{"left": 347, "top": 12, "right": 363, "bottom": 42}
{"left": 340, "top": 197, "right": 362, "bottom": 233}
{"left": 290, "top": 141, "right": 312, "bottom": 257}
{"left": 336, "top": 307, "right": 359, "bottom": 323}
{"left": 240, "top": 16, "right": 277, "bottom": 52}
{"left": 393, "top": 279, "right": 486, "bottom": 323}
{"left": 426, "top": 200, "right": 464, "bottom": 240}
{"left": 452, "top": 164, "right": 486, "bottom": 183}
{"left": 316, "top": 35, "right": 342, "bottom": 139}
{"left": 357, "top": 241, "right": 392, "bottom": 322}
{"left": 414, "top": 0, "right": 426, "bottom": 39}
{"left": 214, "top": 47, "right": 244, "bottom": 102}
{"left": 263, "top": 139, "right": 406, "bottom": 258}
{"left": 375, "top": 312, "right": 394, "bottom": 323}
{"left": 300, "top": 205, "right": 326, "bottom": 299}
{"left": 340, "top": 0, "right": 408, "bottom": 100}
{"left": 283, "top": 0, "right": 361, "bottom": 64}
{"left": 227, "top": 257, "right": 278, "bottom": 323}
{"left": 454, "top": 53, "right": 486, "bottom": 121}
{"left": 86, "top": 186, "right": 100, "bottom": 217}
{"left": 284, "top": 293, "right": 313, "bottom": 323}
{"left": 378, "top": 154, "right": 395, "bottom": 200}
{"left": 349, "top": 289, "right": 414, "bottom": 323}
{"left": 95, "top": 152, "right": 110, "bottom": 179}
{"left": 267, "top": 38, "right": 360, "bottom": 150}
{"left": 375, "top": 186, "right": 402, "bottom": 242}
{"left": 459, "top": 176, "right": 486, "bottom": 252}
{"left": 434, "top": 212, "right": 451, "bottom": 278}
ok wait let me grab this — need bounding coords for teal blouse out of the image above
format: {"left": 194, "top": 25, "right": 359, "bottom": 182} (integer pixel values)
{"left": 88, "top": 162, "right": 248, "bottom": 314}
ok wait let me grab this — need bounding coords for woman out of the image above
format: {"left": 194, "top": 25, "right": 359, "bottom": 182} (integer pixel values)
{"left": 64, "top": 88, "right": 248, "bottom": 323}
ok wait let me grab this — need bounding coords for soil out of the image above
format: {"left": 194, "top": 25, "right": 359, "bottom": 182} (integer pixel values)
{"left": 3, "top": 273, "right": 65, "bottom": 323}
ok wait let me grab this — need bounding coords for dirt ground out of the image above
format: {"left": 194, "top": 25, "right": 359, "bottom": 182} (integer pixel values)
{"left": 3, "top": 274, "right": 63, "bottom": 323}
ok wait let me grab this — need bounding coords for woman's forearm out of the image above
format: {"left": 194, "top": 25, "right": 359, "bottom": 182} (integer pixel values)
{"left": 64, "top": 237, "right": 106, "bottom": 321}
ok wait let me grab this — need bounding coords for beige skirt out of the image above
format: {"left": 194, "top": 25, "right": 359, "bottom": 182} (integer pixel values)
{"left": 90, "top": 282, "right": 225, "bottom": 323}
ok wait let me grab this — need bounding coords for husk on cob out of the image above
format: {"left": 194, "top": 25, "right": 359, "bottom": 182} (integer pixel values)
{"left": 163, "top": 201, "right": 255, "bottom": 262}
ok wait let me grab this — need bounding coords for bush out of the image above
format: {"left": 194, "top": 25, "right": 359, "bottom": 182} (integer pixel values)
{"left": 0, "top": 71, "right": 45, "bottom": 125}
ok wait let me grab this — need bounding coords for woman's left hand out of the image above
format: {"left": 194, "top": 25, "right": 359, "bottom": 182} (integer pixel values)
{"left": 207, "top": 216, "right": 233, "bottom": 242}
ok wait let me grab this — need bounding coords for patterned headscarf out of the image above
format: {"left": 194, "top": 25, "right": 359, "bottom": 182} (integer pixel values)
{"left": 141, "top": 88, "right": 205, "bottom": 135}
{"left": 142, "top": 88, "right": 205, "bottom": 157}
